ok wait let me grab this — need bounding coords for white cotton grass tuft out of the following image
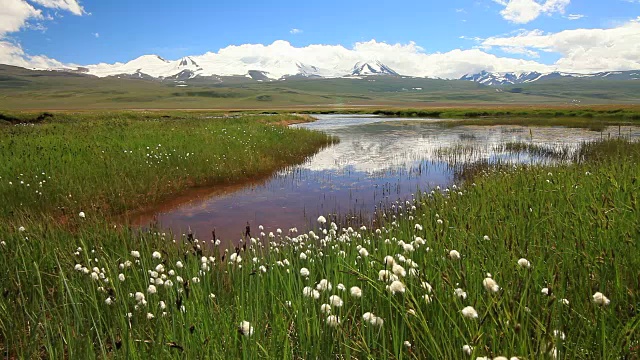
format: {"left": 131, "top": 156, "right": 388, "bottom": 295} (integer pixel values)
{"left": 316, "top": 279, "right": 332, "bottom": 292}
{"left": 152, "top": 251, "right": 161, "bottom": 259}
{"left": 320, "top": 303, "right": 332, "bottom": 314}
{"left": 483, "top": 277, "right": 500, "bottom": 293}
{"left": 592, "top": 292, "right": 610, "bottom": 306}
{"left": 462, "top": 344, "right": 473, "bottom": 356}
{"left": 350, "top": 286, "right": 362, "bottom": 298}
{"left": 299, "top": 267, "right": 310, "bottom": 277}
{"left": 383, "top": 255, "right": 395, "bottom": 267}
{"left": 303, "top": 286, "right": 320, "bottom": 299}
{"left": 448, "top": 250, "right": 461, "bottom": 260}
{"left": 130, "top": 250, "right": 140, "bottom": 258}
{"left": 362, "top": 312, "right": 384, "bottom": 327}
{"left": 239, "top": 321, "right": 254, "bottom": 337}
{"left": 517, "top": 258, "right": 531, "bottom": 269}
{"left": 79, "top": 211, "right": 85, "bottom": 218}
{"left": 454, "top": 288, "right": 467, "bottom": 300}
{"left": 461, "top": 306, "right": 478, "bottom": 319}
{"left": 326, "top": 315, "right": 340, "bottom": 327}
{"left": 329, "top": 295, "right": 344, "bottom": 307}
{"left": 317, "top": 216, "right": 327, "bottom": 224}
{"left": 387, "top": 280, "right": 406, "bottom": 295}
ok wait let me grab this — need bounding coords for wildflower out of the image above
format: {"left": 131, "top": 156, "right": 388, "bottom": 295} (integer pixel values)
{"left": 461, "top": 306, "right": 478, "bottom": 319}
{"left": 300, "top": 267, "right": 310, "bottom": 277}
{"left": 436, "top": 219, "right": 443, "bottom": 224}
{"left": 118, "top": 273, "right": 125, "bottom": 282}
{"left": 462, "top": 344, "right": 473, "bottom": 356}
{"left": 317, "top": 216, "right": 327, "bottom": 224}
{"left": 483, "top": 278, "right": 500, "bottom": 293}
{"left": 392, "top": 264, "right": 406, "bottom": 277}
{"left": 553, "top": 330, "right": 566, "bottom": 340}
{"left": 387, "top": 280, "right": 406, "bottom": 295}
{"left": 105, "top": 297, "right": 113, "bottom": 306}
{"left": 79, "top": 212, "right": 85, "bottom": 218}
{"left": 209, "top": 293, "right": 216, "bottom": 300}
{"left": 560, "top": 298, "right": 569, "bottom": 305}
{"left": 358, "top": 248, "right": 369, "bottom": 257}
{"left": 454, "top": 288, "right": 467, "bottom": 300}
{"left": 423, "top": 294, "right": 433, "bottom": 303}
{"left": 192, "top": 277, "right": 200, "bottom": 284}
{"left": 239, "top": 321, "right": 254, "bottom": 337}
{"left": 337, "top": 283, "right": 345, "bottom": 291}
{"left": 303, "top": 287, "right": 320, "bottom": 299}
{"left": 592, "top": 292, "right": 610, "bottom": 306}
{"left": 483, "top": 235, "right": 490, "bottom": 241}
{"left": 383, "top": 255, "right": 395, "bottom": 266}
{"left": 326, "top": 315, "right": 340, "bottom": 327}
{"left": 131, "top": 251, "right": 140, "bottom": 258}
{"left": 18, "top": 226, "right": 25, "bottom": 232}
{"left": 164, "top": 280, "right": 174, "bottom": 287}
{"left": 517, "top": 258, "right": 531, "bottom": 269}
{"left": 159, "top": 301, "right": 166, "bottom": 310}
{"left": 350, "top": 286, "right": 362, "bottom": 298}
{"left": 329, "top": 295, "right": 343, "bottom": 307}
{"left": 378, "top": 270, "right": 398, "bottom": 282}
{"left": 147, "top": 313, "right": 155, "bottom": 320}
{"left": 422, "top": 281, "right": 433, "bottom": 293}
{"left": 176, "top": 261, "right": 183, "bottom": 268}
{"left": 320, "top": 304, "right": 331, "bottom": 314}
{"left": 90, "top": 272, "right": 99, "bottom": 281}
{"left": 407, "top": 309, "right": 416, "bottom": 316}
{"left": 415, "top": 224, "right": 423, "bottom": 231}
{"left": 402, "top": 243, "right": 415, "bottom": 252}
{"left": 147, "top": 285, "right": 157, "bottom": 294}
{"left": 152, "top": 251, "right": 161, "bottom": 259}
{"left": 299, "top": 252, "right": 307, "bottom": 260}
{"left": 449, "top": 250, "right": 461, "bottom": 260}
{"left": 404, "top": 341, "right": 411, "bottom": 348}
{"left": 316, "top": 279, "right": 332, "bottom": 292}
{"left": 541, "top": 287, "right": 550, "bottom": 296}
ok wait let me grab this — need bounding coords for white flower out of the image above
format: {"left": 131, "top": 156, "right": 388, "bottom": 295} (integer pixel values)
{"left": 147, "top": 285, "right": 157, "bottom": 294}
{"left": 483, "top": 235, "right": 490, "bottom": 241}
{"left": 159, "top": 301, "right": 166, "bottom": 310}
{"left": 392, "top": 264, "right": 406, "bottom": 277}
{"left": 164, "top": 280, "right": 174, "bottom": 287}
{"left": 79, "top": 211, "right": 85, "bottom": 218}
{"left": 378, "top": 270, "right": 398, "bottom": 282}
{"left": 560, "top": 298, "right": 569, "bottom": 305}
{"left": 239, "top": 321, "right": 254, "bottom": 337}
{"left": 422, "top": 281, "right": 433, "bottom": 293}
{"left": 105, "top": 297, "right": 113, "bottom": 305}
{"left": 592, "top": 292, "right": 610, "bottom": 306}
{"left": 147, "top": 313, "right": 155, "bottom": 320}
{"left": 449, "top": 250, "right": 461, "bottom": 260}
{"left": 350, "top": 286, "right": 362, "bottom": 298}
{"left": 209, "top": 293, "right": 216, "bottom": 300}
{"left": 337, "top": 283, "right": 345, "bottom": 291}
{"left": 358, "top": 248, "right": 369, "bottom": 257}
{"left": 299, "top": 252, "right": 307, "bottom": 260}
{"left": 329, "top": 295, "right": 343, "bottom": 307}
{"left": 134, "top": 292, "right": 145, "bottom": 303}
{"left": 423, "top": 294, "right": 433, "bottom": 303}
{"left": 402, "top": 243, "right": 415, "bottom": 252}
{"left": 317, "top": 216, "right": 327, "bottom": 224}
{"left": 316, "top": 279, "right": 332, "bottom": 292}
{"left": 18, "top": 226, "right": 25, "bottom": 232}
{"left": 404, "top": 341, "right": 411, "bottom": 348}
{"left": 130, "top": 250, "right": 140, "bottom": 258}
{"left": 553, "top": 330, "right": 566, "bottom": 340}
{"left": 363, "top": 312, "right": 383, "bottom": 326}
{"left": 462, "top": 344, "right": 473, "bottom": 356}
{"left": 483, "top": 278, "right": 500, "bottom": 293}
{"left": 320, "top": 303, "right": 331, "bottom": 314}
{"left": 415, "top": 224, "right": 423, "bottom": 231}
{"left": 454, "top": 288, "right": 467, "bottom": 299}
{"left": 118, "top": 273, "right": 125, "bottom": 282}
{"left": 461, "top": 306, "right": 478, "bottom": 319}
{"left": 383, "top": 255, "right": 395, "bottom": 267}
{"left": 541, "top": 287, "right": 549, "bottom": 295}
{"left": 326, "top": 315, "right": 340, "bottom": 327}
{"left": 152, "top": 251, "right": 161, "bottom": 259}
{"left": 303, "top": 286, "right": 320, "bottom": 299}
{"left": 436, "top": 219, "right": 443, "bottom": 224}
{"left": 387, "top": 280, "right": 406, "bottom": 295}
{"left": 517, "top": 258, "right": 531, "bottom": 269}
{"left": 300, "top": 267, "right": 310, "bottom": 277}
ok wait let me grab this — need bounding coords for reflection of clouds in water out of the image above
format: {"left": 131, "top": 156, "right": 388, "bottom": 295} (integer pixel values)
{"left": 297, "top": 118, "right": 640, "bottom": 173}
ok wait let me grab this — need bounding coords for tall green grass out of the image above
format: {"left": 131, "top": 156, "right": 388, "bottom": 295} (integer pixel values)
{"left": 1, "top": 136, "right": 638, "bottom": 358}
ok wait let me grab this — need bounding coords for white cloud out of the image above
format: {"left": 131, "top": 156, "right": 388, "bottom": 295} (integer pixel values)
{"left": 566, "top": 13, "right": 584, "bottom": 20}
{"left": 482, "top": 17, "right": 640, "bottom": 73}
{"left": 0, "top": 0, "right": 85, "bottom": 68}
{"left": 493, "top": 0, "right": 570, "bottom": 24}
{"left": 290, "top": 28, "right": 302, "bottom": 34}
{"left": 29, "top": 0, "right": 85, "bottom": 16}
{"left": 93, "top": 32, "right": 99, "bottom": 38}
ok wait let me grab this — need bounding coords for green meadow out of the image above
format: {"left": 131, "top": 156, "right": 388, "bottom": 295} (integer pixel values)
{"left": 0, "top": 111, "right": 639, "bottom": 359}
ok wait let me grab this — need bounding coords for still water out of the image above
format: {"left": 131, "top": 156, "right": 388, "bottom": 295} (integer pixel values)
{"left": 132, "top": 115, "right": 640, "bottom": 243}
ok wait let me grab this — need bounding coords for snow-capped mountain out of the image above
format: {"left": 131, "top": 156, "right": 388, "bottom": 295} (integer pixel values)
{"left": 350, "top": 61, "right": 399, "bottom": 76}
{"left": 461, "top": 70, "right": 640, "bottom": 86}
{"left": 68, "top": 53, "right": 400, "bottom": 81}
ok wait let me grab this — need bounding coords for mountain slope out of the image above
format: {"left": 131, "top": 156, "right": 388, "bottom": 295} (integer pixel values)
{"left": 461, "top": 70, "right": 640, "bottom": 86}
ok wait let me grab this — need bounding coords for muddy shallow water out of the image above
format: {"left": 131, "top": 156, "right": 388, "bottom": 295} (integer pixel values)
{"left": 132, "top": 115, "right": 640, "bottom": 244}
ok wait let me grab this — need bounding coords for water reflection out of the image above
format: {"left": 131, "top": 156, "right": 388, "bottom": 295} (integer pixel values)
{"left": 133, "top": 115, "right": 640, "bottom": 243}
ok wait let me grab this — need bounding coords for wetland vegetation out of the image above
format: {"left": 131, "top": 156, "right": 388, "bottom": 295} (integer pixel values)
{"left": 0, "top": 111, "right": 638, "bottom": 359}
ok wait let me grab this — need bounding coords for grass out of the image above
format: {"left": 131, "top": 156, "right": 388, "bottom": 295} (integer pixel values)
{"left": 0, "top": 111, "right": 332, "bottom": 220}
{"left": 0, "top": 112, "right": 639, "bottom": 358}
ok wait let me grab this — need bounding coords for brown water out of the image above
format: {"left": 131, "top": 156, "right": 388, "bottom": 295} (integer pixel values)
{"left": 132, "top": 115, "right": 640, "bottom": 244}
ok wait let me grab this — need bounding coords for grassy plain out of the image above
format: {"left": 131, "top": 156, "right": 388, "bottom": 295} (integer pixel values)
{"left": 0, "top": 110, "right": 638, "bottom": 358}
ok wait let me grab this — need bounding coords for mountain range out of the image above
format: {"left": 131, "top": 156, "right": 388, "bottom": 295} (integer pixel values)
{"left": 460, "top": 70, "right": 640, "bottom": 86}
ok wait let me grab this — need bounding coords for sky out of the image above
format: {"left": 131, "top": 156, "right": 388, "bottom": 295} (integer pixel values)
{"left": 1, "top": 0, "right": 640, "bottom": 78}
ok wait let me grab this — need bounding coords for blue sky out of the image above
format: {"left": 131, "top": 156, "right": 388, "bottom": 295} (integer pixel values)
{"left": 1, "top": 0, "right": 640, "bottom": 76}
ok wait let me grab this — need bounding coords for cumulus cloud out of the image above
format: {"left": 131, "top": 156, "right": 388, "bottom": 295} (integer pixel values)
{"left": 0, "top": 0, "right": 84, "bottom": 68}
{"left": 481, "top": 17, "right": 640, "bottom": 73}
{"left": 290, "top": 28, "right": 302, "bottom": 34}
{"left": 493, "top": 0, "right": 570, "bottom": 24}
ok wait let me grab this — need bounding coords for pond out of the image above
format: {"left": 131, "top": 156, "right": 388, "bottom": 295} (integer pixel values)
{"left": 132, "top": 115, "right": 640, "bottom": 244}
